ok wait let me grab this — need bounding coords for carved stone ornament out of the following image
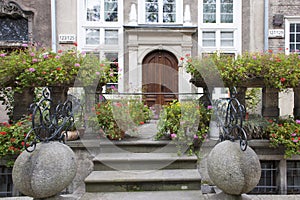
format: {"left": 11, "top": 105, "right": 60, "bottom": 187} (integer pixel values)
{"left": 0, "top": 0, "right": 27, "bottom": 18}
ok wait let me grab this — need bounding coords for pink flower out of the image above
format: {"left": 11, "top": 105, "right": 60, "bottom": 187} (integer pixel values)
{"left": 291, "top": 133, "right": 297, "bottom": 137}
{"left": 0, "top": 53, "right": 6, "bottom": 57}
{"left": 109, "top": 73, "right": 114, "bottom": 77}
{"left": 30, "top": 52, "right": 35, "bottom": 57}
{"left": 293, "top": 139, "right": 298, "bottom": 143}
{"left": 296, "top": 119, "right": 300, "bottom": 124}
{"left": 22, "top": 43, "right": 28, "bottom": 47}
{"left": 74, "top": 63, "right": 80, "bottom": 67}
{"left": 28, "top": 68, "right": 35, "bottom": 72}
{"left": 95, "top": 71, "right": 100, "bottom": 75}
{"left": 55, "top": 56, "right": 60, "bottom": 59}
{"left": 207, "top": 105, "right": 213, "bottom": 109}
{"left": 32, "top": 58, "right": 38, "bottom": 63}
{"left": 252, "top": 56, "right": 257, "bottom": 60}
{"left": 170, "top": 133, "right": 177, "bottom": 139}
{"left": 194, "top": 135, "right": 199, "bottom": 139}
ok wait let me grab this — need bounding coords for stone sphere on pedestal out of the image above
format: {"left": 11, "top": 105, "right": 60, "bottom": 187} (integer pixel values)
{"left": 207, "top": 140, "right": 261, "bottom": 195}
{"left": 12, "top": 142, "right": 77, "bottom": 199}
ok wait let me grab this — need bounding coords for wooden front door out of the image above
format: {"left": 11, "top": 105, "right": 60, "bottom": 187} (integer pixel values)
{"left": 142, "top": 50, "right": 178, "bottom": 108}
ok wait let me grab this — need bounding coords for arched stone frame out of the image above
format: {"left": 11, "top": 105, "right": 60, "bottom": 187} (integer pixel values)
{"left": 0, "top": 1, "right": 33, "bottom": 47}
{"left": 134, "top": 45, "right": 194, "bottom": 100}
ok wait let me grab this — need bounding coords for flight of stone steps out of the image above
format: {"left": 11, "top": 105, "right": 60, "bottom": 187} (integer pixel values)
{"left": 80, "top": 120, "right": 202, "bottom": 200}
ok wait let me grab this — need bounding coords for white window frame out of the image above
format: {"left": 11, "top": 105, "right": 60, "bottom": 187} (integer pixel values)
{"left": 285, "top": 16, "right": 300, "bottom": 54}
{"left": 77, "top": 0, "right": 124, "bottom": 92}
{"left": 138, "top": 0, "right": 183, "bottom": 24}
{"left": 198, "top": 0, "right": 241, "bottom": 56}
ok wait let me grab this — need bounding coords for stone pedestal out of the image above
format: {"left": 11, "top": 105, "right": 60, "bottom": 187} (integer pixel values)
{"left": 262, "top": 87, "right": 279, "bottom": 118}
{"left": 12, "top": 142, "right": 77, "bottom": 199}
{"left": 207, "top": 140, "right": 261, "bottom": 197}
{"left": 294, "top": 87, "right": 300, "bottom": 119}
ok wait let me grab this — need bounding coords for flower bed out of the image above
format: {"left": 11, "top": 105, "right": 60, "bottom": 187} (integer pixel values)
{"left": 267, "top": 118, "right": 300, "bottom": 158}
{"left": 155, "top": 100, "right": 212, "bottom": 155}
{"left": 0, "top": 45, "right": 116, "bottom": 91}
{"left": 183, "top": 51, "right": 300, "bottom": 90}
{"left": 0, "top": 116, "right": 33, "bottom": 166}
{"left": 88, "top": 98, "right": 152, "bottom": 140}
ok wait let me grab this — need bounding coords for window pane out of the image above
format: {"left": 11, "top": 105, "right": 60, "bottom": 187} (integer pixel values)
{"left": 221, "top": 0, "right": 233, "bottom": 23}
{"left": 163, "top": 0, "right": 176, "bottom": 23}
{"left": 163, "top": 13, "right": 175, "bottom": 23}
{"left": 203, "top": 3, "right": 216, "bottom": 23}
{"left": 290, "top": 24, "right": 296, "bottom": 32}
{"left": 104, "top": 0, "right": 118, "bottom": 22}
{"left": 297, "top": 34, "right": 300, "bottom": 42}
{"left": 296, "top": 44, "right": 300, "bottom": 52}
{"left": 287, "top": 161, "right": 300, "bottom": 194}
{"left": 86, "top": 0, "right": 100, "bottom": 21}
{"left": 104, "top": 52, "right": 118, "bottom": 83}
{"left": 145, "top": 0, "right": 158, "bottom": 23}
{"left": 297, "top": 24, "right": 300, "bottom": 32}
{"left": 221, "top": 32, "right": 234, "bottom": 46}
{"left": 290, "top": 34, "right": 295, "bottom": 42}
{"left": 204, "top": 0, "right": 216, "bottom": 3}
{"left": 86, "top": 28, "right": 100, "bottom": 45}
{"left": 250, "top": 161, "right": 279, "bottom": 194}
{"left": 105, "top": 30, "right": 118, "bottom": 45}
{"left": 203, "top": 31, "right": 216, "bottom": 47}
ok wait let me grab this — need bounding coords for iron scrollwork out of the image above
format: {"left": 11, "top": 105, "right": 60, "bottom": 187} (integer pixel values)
{"left": 214, "top": 87, "right": 248, "bottom": 151}
{"left": 24, "top": 87, "right": 74, "bottom": 152}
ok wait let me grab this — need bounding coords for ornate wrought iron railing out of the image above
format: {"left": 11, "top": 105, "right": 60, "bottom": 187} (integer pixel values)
{"left": 24, "top": 87, "right": 75, "bottom": 152}
{"left": 213, "top": 87, "right": 248, "bottom": 151}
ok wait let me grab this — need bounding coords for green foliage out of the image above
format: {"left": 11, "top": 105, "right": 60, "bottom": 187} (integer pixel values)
{"left": 0, "top": 116, "right": 33, "bottom": 166}
{"left": 184, "top": 51, "right": 300, "bottom": 90}
{"left": 245, "top": 88, "right": 261, "bottom": 113}
{"left": 0, "top": 47, "right": 116, "bottom": 91}
{"left": 156, "top": 100, "right": 212, "bottom": 155}
{"left": 90, "top": 98, "right": 152, "bottom": 140}
{"left": 267, "top": 118, "right": 300, "bottom": 158}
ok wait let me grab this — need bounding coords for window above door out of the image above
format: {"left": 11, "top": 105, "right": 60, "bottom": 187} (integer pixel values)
{"left": 85, "top": 0, "right": 118, "bottom": 23}
{"left": 138, "top": 0, "right": 183, "bottom": 24}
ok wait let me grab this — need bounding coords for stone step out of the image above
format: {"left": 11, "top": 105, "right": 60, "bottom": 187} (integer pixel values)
{"left": 99, "top": 139, "right": 181, "bottom": 153}
{"left": 84, "top": 169, "right": 201, "bottom": 193}
{"left": 93, "top": 153, "right": 198, "bottom": 171}
{"left": 80, "top": 190, "right": 203, "bottom": 200}
{"left": 68, "top": 138, "right": 181, "bottom": 154}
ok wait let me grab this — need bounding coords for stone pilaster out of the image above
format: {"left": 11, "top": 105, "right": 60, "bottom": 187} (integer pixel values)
{"left": 262, "top": 87, "right": 279, "bottom": 118}
{"left": 293, "top": 87, "right": 300, "bottom": 119}
{"left": 12, "top": 87, "right": 34, "bottom": 122}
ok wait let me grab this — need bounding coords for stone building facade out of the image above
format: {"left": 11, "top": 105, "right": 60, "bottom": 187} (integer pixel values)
{"left": 1, "top": 0, "right": 300, "bottom": 197}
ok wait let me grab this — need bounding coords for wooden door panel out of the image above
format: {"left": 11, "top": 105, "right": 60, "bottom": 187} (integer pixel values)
{"left": 142, "top": 50, "right": 178, "bottom": 107}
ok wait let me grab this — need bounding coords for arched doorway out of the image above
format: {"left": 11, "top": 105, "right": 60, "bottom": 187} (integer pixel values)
{"left": 142, "top": 50, "right": 178, "bottom": 109}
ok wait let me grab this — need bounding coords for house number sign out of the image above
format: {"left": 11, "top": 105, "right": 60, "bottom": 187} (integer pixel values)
{"left": 58, "top": 34, "right": 76, "bottom": 43}
{"left": 268, "top": 29, "right": 284, "bottom": 38}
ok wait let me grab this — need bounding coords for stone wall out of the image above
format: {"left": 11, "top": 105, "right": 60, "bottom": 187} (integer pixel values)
{"left": 10, "top": 0, "right": 52, "bottom": 47}
{"left": 269, "top": 0, "right": 300, "bottom": 52}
